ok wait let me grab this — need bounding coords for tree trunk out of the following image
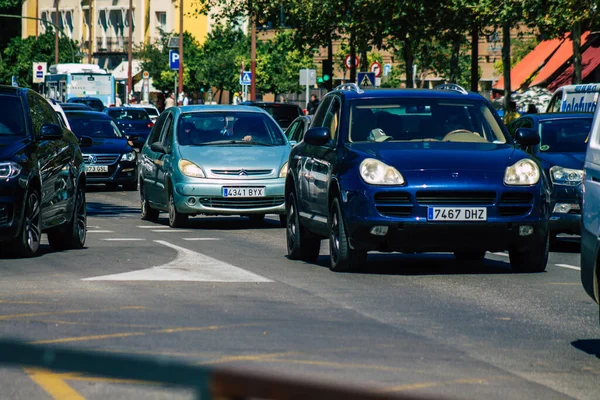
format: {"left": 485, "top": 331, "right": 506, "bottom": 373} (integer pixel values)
{"left": 572, "top": 21, "right": 582, "bottom": 84}
{"left": 218, "top": 87, "right": 223, "bottom": 104}
{"left": 502, "top": 21, "right": 512, "bottom": 113}
{"left": 403, "top": 40, "right": 414, "bottom": 88}
{"left": 360, "top": 48, "right": 368, "bottom": 72}
{"left": 470, "top": 20, "right": 479, "bottom": 92}
{"left": 350, "top": 29, "right": 357, "bottom": 83}
{"left": 450, "top": 34, "right": 461, "bottom": 83}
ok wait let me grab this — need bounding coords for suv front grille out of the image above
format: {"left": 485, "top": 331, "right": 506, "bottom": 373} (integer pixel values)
{"left": 374, "top": 192, "right": 412, "bottom": 217}
{"left": 82, "top": 154, "right": 120, "bottom": 165}
{"left": 211, "top": 169, "right": 273, "bottom": 176}
{"left": 416, "top": 191, "right": 496, "bottom": 205}
{"left": 498, "top": 192, "right": 533, "bottom": 216}
{"left": 199, "top": 196, "right": 285, "bottom": 209}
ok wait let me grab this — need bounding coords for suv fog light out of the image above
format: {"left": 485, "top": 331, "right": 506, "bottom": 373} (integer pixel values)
{"left": 370, "top": 226, "right": 389, "bottom": 236}
{"left": 553, "top": 203, "right": 580, "bottom": 214}
{"left": 519, "top": 225, "right": 534, "bottom": 236}
{"left": 187, "top": 197, "right": 197, "bottom": 206}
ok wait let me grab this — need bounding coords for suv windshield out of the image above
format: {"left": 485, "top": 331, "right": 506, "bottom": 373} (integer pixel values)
{"left": 539, "top": 118, "right": 591, "bottom": 153}
{"left": 178, "top": 112, "right": 285, "bottom": 146}
{"left": 71, "top": 98, "right": 104, "bottom": 111}
{"left": 67, "top": 117, "right": 123, "bottom": 138}
{"left": 0, "top": 95, "right": 25, "bottom": 136}
{"left": 349, "top": 99, "right": 507, "bottom": 144}
{"left": 107, "top": 109, "right": 150, "bottom": 121}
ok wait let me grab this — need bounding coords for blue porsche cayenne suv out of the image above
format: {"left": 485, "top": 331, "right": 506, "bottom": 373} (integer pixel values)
{"left": 285, "top": 84, "right": 550, "bottom": 272}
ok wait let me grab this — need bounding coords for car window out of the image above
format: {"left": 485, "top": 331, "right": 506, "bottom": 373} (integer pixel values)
{"left": 547, "top": 91, "right": 562, "bottom": 113}
{"left": 107, "top": 109, "right": 150, "bottom": 121}
{"left": 145, "top": 107, "right": 159, "bottom": 117}
{"left": 323, "top": 98, "right": 341, "bottom": 140}
{"left": 293, "top": 120, "right": 305, "bottom": 142}
{"left": 28, "top": 92, "right": 48, "bottom": 138}
{"left": 67, "top": 117, "right": 123, "bottom": 138}
{"left": 159, "top": 115, "right": 174, "bottom": 145}
{"left": 286, "top": 120, "right": 300, "bottom": 141}
{"left": 311, "top": 96, "right": 333, "bottom": 128}
{"left": 38, "top": 97, "right": 61, "bottom": 127}
{"left": 539, "top": 118, "right": 592, "bottom": 153}
{"left": 520, "top": 118, "right": 534, "bottom": 129}
{"left": 0, "top": 95, "right": 26, "bottom": 136}
{"left": 177, "top": 111, "right": 285, "bottom": 146}
{"left": 506, "top": 120, "right": 521, "bottom": 137}
{"left": 147, "top": 112, "right": 168, "bottom": 144}
{"left": 348, "top": 98, "right": 507, "bottom": 144}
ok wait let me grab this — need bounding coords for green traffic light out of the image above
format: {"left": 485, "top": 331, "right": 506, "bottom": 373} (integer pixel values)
{"left": 323, "top": 75, "right": 330, "bottom": 82}
{"left": 318, "top": 77, "right": 324, "bottom": 83}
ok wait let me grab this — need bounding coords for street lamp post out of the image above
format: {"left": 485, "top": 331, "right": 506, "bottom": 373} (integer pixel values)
{"left": 127, "top": 0, "right": 133, "bottom": 102}
{"left": 88, "top": 0, "right": 94, "bottom": 64}
{"left": 178, "top": 0, "right": 184, "bottom": 97}
{"left": 54, "top": 0, "right": 59, "bottom": 64}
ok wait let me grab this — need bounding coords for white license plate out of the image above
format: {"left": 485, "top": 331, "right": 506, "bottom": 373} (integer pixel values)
{"left": 427, "top": 207, "right": 487, "bottom": 221}
{"left": 86, "top": 165, "right": 108, "bottom": 173}
{"left": 222, "top": 187, "right": 265, "bottom": 197}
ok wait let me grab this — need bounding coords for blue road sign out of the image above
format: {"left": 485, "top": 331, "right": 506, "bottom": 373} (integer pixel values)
{"left": 383, "top": 64, "right": 391, "bottom": 77}
{"left": 11, "top": 76, "right": 17, "bottom": 87}
{"left": 357, "top": 72, "right": 375, "bottom": 87}
{"left": 239, "top": 71, "right": 252, "bottom": 86}
{"left": 169, "top": 50, "right": 180, "bottom": 70}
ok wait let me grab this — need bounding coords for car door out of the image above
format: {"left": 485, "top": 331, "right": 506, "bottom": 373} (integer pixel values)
{"left": 28, "top": 92, "right": 73, "bottom": 228}
{"left": 140, "top": 112, "right": 168, "bottom": 203}
{"left": 154, "top": 113, "right": 174, "bottom": 207}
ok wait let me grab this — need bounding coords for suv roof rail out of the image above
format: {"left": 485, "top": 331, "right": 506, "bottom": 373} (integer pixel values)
{"left": 434, "top": 83, "right": 468, "bottom": 95}
{"left": 334, "top": 83, "right": 364, "bottom": 94}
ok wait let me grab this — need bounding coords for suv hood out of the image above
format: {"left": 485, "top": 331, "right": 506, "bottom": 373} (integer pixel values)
{"left": 83, "top": 138, "right": 133, "bottom": 154}
{"left": 348, "top": 142, "right": 520, "bottom": 171}
{"left": 535, "top": 151, "right": 584, "bottom": 170}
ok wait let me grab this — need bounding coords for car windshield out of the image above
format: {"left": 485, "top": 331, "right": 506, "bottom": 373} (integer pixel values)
{"left": 144, "top": 107, "right": 159, "bottom": 117}
{"left": 258, "top": 105, "right": 301, "bottom": 128}
{"left": 67, "top": 117, "right": 123, "bottom": 138}
{"left": 72, "top": 99, "right": 104, "bottom": 110}
{"left": 178, "top": 111, "right": 285, "bottom": 146}
{"left": 0, "top": 95, "right": 26, "bottom": 136}
{"left": 107, "top": 109, "right": 150, "bottom": 121}
{"left": 348, "top": 99, "right": 507, "bottom": 144}
{"left": 539, "top": 118, "right": 591, "bottom": 153}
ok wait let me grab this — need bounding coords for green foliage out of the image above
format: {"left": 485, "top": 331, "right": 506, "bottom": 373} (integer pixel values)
{"left": 0, "top": 31, "right": 81, "bottom": 88}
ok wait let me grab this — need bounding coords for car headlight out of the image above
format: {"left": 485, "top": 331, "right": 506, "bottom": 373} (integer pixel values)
{"left": 121, "top": 152, "right": 136, "bottom": 162}
{"left": 0, "top": 162, "right": 22, "bottom": 179}
{"left": 279, "top": 162, "right": 288, "bottom": 178}
{"left": 178, "top": 159, "right": 205, "bottom": 178}
{"left": 550, "top": 166, "right": 583, "bottom": 186}
{"left": 504, "top": 159, "right": 540, "bottom": 186}
{"left": 359, "top": 158, "right": 404, "bottom": 185}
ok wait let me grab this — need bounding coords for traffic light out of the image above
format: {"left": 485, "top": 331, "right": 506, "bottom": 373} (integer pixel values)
{"left": 321, "top": 60, "right": 333, "bottom": 91}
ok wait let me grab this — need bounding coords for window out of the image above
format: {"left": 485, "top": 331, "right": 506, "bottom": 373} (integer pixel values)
{"left": 539, "top": 118, "right": 592, "bottom": 153}
{"left": 323, "top": 98, "right": 340, "bottom": 140}
{"left": 68, "top": 117, "right": 122, "bottom": 138}
{"left": 0, "top": 95, "right": 26, "bottom": 136}
{"left": 147, "top": 112, "right": 168, "bottom": 144}
{"left": 156, "top": 12, "right": 167, "bottom": 33}
{"left": 107, "top": 109, "right": 150, "bottom": 121}
{"left": 311, "top": 96, "right": 333, "bottom": 128}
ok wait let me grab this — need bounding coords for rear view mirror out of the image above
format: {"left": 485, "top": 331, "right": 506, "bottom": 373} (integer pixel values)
{"left": 79, "top": 136, "right": 93, "bottom": 147}
{"left": 515, "top": 128, "right": 540, "bottom": 146}
{"left": 40, "top": 123, "right": 63, "bottom": 140}
{"left": 303, "top": 128, "right": 330, "bottom": 146}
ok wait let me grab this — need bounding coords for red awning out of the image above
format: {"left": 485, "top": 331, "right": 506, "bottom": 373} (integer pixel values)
{"left": 547, "top": 40, "right": 600, "bottom": 91}
{"left": 530, "top": 31, "right": 590, "bottom": 87}
{"left": 493, "top": 38, "right": 564, "bottom": 91}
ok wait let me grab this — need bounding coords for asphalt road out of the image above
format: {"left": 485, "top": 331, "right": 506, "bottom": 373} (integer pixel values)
{"left": 0, "top": 186, "right": 598, "bottom": 400}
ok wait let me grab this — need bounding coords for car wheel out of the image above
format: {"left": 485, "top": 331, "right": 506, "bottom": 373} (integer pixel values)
{"left": 509, "top": 231, "right": 549, "bottom": 273}
{"left": 279, "top": 214, "right": 287, "bottom": 227}
{"left": 123, "top": 181, "right": 138, "bottom": 191}
{"left": 286, "top": 192, "right": 320, "bottom": 262}
{"left": 140, "top": 183, "right": 159, "bottom": 222}
{"left": 454, "top": 251, "right": 486, "bottom": 261}
{"left": 329, "top": 197, "right": 367, "bottom": 272}
{"left": 168, "top": 190, "right": 188, "bottom": 228}
{"left": 248, "top": 214, "right": 265, "bottom": 223}
{"left": 47, "top": 184, "right": 87, "bottom": 250}
{"left": 12, "top": 188, "right": 42, "bottom": 257}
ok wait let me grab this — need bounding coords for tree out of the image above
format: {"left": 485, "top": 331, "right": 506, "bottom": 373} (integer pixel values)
{"left": 0, "top": 32, "right": 81, "bottom": 87}
{"left": 0, "top": 0, "right": 25, "bottom": 51}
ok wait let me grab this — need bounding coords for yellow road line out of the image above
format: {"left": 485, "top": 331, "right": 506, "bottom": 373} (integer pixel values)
{"left": 35, "top": 319, "right": 161, "bottom": 329}
{"left": 198, "top": 352, "right": 296, "bottom": 365}
{"left": 24, "top": 368, "right": 85, "bottom": 400}
{"left": 0, "top": 300, "right": 54, "bottom": 305}
{"left": 547, "top": 282, "right": 580, "bottom": 285}
{"left": 382, "top": 376, "right": 509, "bottom": 392}
{"left": 0, "top": 306, "right": 144, "bottom": 321}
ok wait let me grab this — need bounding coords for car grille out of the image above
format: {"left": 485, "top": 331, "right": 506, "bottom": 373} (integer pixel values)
{"left": 374, "top": 192, "right": 413, "bottom": 217}
{"left": 211, "top": 169, "right": 273, "bottom": 176}
{"left": 0, "top": 204, "right": 10, "bottom": 225}
{"left": 82, "top": 154, "right": 120, "bottom": 165}
{"left": 498, "top": 192, "right": 533, "bottom": 216}
{"left": 416, "top": 191, "right": 496, "bottom": 205}
{"left": 199, "top": 196, "right": 285, "bottom": 209}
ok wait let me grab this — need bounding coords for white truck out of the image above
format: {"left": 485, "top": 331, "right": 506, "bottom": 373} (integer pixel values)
{"left": 546, "top": 83, "right": 600, "bottom": 113}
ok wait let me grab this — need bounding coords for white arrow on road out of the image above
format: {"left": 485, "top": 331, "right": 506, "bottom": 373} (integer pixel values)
{"left": 82, "top": 240, "right": 272, "bottom": 282}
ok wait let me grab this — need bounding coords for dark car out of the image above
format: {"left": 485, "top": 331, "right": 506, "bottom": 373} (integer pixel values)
{"left": 105, "top": 107, "right": 154, "bottom": 150}
{"left": 239, "top": 102, "right": 303, "bottom": 129}
{"left": 67, "top": 97, "right": 105, "bottom": 112}
{"left": 59, "top": 102, "right": 92, "bottom": 111}
{"left": 507, "top": 113, "right": 591, "bottom": 243}
{"left": 285, "top": 115, "right": 312, "bottom": 145}
{"left": 0, "top": 86, "right": 87, "bottom": 257}
{"left": 64, "top": 111, "right": 138, "bottom": 191}
{"left": 285, "top": 83, "right": 550, "bottom": 272}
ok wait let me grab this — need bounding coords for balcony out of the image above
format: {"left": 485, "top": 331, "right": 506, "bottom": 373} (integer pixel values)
{"left": 96, "top": 36, "right": 130, "bottom": 53}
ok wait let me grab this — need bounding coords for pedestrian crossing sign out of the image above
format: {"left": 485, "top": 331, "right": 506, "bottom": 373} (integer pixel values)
{"left": 357, "top": 72, "right": 375, "bottom": 88}
{"left": 240, "top": 71, "right": 252, "bottom": 86}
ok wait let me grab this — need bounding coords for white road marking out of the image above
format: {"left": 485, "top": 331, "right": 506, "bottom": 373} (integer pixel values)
{"left": 83, "top": 240, "right": 272, "bottom": 282}
{"left": 102, "top": 238, "right": 146, "bottom": 241}
{"left": 87, "top": 226, "right": 101, "bottom": 229}
{"left": 182, "top": 238, "right": 220, "bottom": 241}
{"left": 151, "top": 229, "right": 193, "bottom": 233}
{"left": 489, "top": 252, "right": 509, "bottom": 257}
{"left": 86, "top": 230, "right": 114, "bottom": 233}
{"left": 555, "top": 264, "right": 581, "bottom": 271}
{"left": 137, "top": 226, "right": 158, "bottom": 229}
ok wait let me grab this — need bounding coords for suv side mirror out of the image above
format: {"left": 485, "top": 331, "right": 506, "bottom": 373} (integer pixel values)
{"left": 304, "top": 127, "right": 330, "bottom": 146}
{"left": 515, "top": 128, "right": 540, "bottom": 146}
{"left": 40, "top": 123, "right": 63, "bottom": 140}
{"left": 79, "top": 136, "right": 93, "bottom": 147}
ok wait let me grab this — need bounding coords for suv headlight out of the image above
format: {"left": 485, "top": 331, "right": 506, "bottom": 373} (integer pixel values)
{"left": 504, "top": 159, "right": 540, "bottom": 186}
{"left": 178, "top": 159, "right": 205, "bottom": 178}
{"left": 279, "top": 162, "right": 288, "bottom": 178}
{"left": 0, "top": 162, "right": 22, "bottom": 179}
{"left": 550, "top": 166, "right": 583, "bottom": 186}
{"left": 360, "top": 158, "right": 404, "bottom": 185}
{"left": 121, "top": 152, "right": 136, "bottom": 162}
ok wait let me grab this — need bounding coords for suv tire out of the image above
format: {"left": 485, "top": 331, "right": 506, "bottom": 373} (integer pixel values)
{"left": 329, "top": 197, "right": 367, "bottom": 272}
{"left": 509, "top": 231, "right": 549, "bottom": 273}
{"left": 13, "top": 189, "right": 42, "bottom": 257}
{"left": 286, "top": 192, "right": 320, "bottom": 262}
{"left": 168, "top": 190, "right": 188, "bottom": 228}
{"left": 47, "top": 184, "right": 87, "bottom": 250}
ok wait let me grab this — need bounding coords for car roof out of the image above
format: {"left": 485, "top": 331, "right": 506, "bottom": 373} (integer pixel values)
{"left": 330, "top": 87, "right": 486, "bottom": 101}
{"left": 59, "top": 102, "right": 92, "bottom": 109}
{"left": 240, "top": 101, "right": 301, "bottom": 107}
{"left": 69, "top": 96, "right": 102, "bottom": 101}
{"left": 0, "top": 85, "right": 24, "bottom": 96}
{"left": 175, "top": 105, "right": 272, "bottom": 115}
{"left": 107, "top": 106, "right": 149, "bottom": 111}
{"left": 64, "top": 110, "right": 112, "bottom": 119}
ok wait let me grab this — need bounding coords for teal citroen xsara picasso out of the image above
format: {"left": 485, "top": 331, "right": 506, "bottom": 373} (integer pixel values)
{"left": 139, "top": 105, "right": 291, "bottom": 227}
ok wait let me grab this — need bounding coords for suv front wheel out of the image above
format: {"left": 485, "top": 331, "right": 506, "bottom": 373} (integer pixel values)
{"left": 329, "top": 197, "right": 367, "bottom": 272}
{"left": 286, "top": 192, "right": 320, "bottom": 262}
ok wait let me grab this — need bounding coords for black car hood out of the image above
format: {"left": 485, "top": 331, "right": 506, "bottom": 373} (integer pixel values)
{"left": 0, "top": 136, "right": 29, "bottom": 160}
{"left": 347, "top": 142, "right": 520, "bottom": 171}
{"left": 536, "top": 152, "right": 585, "bottom": 170}
{"left": 82, "top": 138, "right": 133, "bottom": 154}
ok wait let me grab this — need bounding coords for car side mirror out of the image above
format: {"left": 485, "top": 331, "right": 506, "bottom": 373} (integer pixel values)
{"left": 289, "top": 140, "right": 298, "bottom": 146}
{"left": 126, "top": 135, "right": 139, "bottom": 142}
{"left": 151, "top": 142, "right": 168, "bottom": 153}
{"left": 40, "top": 123, "right": 63, "bottom": 140}
{"left": 79, "top": 136, "right": 93, "bottom": 147}
{"left": 304, "top": 127, "right": 330, "bottom": 146}
{"left": 515, "top": 128, "right": 540, "bottom": 146}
